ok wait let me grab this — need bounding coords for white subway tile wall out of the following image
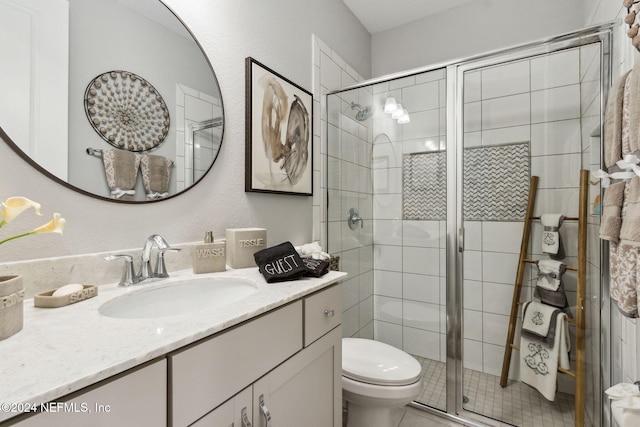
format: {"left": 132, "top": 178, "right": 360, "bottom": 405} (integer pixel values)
{"left": 314, "top": 35, "right": 374, "bottom": 339}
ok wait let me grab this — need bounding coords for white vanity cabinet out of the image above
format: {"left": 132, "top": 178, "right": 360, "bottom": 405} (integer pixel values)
{"left": 4, "top": 282, "right": 342, "bottom": 427}
{"left": 172, "top": 284, "right": 342, "bottom": 427}
{"left": 12, "top": 359, "right": 167, "bottom": 427}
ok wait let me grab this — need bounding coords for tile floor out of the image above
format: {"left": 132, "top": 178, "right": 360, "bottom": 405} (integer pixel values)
{"left": 395, "top": 356, "right": 578, "bottom": 427}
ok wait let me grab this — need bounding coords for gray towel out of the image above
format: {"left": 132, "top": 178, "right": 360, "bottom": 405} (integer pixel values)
{"left": 102, "top": 149, "right": 140, "bottom": 201}
{"left": 604, "top": 70, "right": 631, "bottom": 167}
{"left": 534, "top": 283, "right": 569, "bottom": 310}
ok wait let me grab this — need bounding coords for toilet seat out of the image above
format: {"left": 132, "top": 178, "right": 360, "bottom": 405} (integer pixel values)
{"left": 342, "top": 338, "right": 421, "bottom": 386}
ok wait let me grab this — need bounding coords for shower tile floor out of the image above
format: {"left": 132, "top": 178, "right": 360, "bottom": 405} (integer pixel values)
{"left": 392, "top": 356, "right": 577, "bottom": 427}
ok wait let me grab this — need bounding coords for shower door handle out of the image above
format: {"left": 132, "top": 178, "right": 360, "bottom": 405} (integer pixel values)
{"left": 458, "top": 227, "right": 465, "bottom": 253}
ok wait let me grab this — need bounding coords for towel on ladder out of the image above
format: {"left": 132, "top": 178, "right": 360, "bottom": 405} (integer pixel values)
{"left": 520, "top": 301, "right": 570, "bottom": 401}
{"left": 534, "top": 260, "right": 569, "bottom": 309}
{"left": 535, "top": 260, "right": 565, "bottom": 291}
{"left": 540, "top": 214, "right": 566, "bottom": 260}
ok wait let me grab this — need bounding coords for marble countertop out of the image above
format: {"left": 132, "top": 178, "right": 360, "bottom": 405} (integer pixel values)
{"left": 0, "top": 268, "right": 347, "bottom": 423}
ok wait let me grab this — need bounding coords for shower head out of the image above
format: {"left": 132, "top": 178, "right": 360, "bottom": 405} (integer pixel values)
{"left": 350, "top": 102, "right": 373, "bottom": 121}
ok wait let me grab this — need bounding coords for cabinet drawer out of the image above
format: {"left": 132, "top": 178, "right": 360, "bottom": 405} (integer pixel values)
{"left": 170, "top": 301, "right": 302, "bottom": 427}
{"left": 304, "top": 284, "right": 342, "bottom": 346}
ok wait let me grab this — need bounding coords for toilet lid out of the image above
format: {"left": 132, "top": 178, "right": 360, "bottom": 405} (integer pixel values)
{"left": 342, "top": 338, "right": 421, "bottom": 386}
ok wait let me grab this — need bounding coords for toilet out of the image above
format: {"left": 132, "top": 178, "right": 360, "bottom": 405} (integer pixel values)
{"left": 342, "top": 338, "right": 423, "bottom": 427}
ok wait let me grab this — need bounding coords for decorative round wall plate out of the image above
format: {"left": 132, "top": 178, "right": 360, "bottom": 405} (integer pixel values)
{"left": 83, "top": 70, "right": 170, "bottom": 152}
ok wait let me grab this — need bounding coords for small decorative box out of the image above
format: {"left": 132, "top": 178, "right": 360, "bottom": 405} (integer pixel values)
{"left": 34, "top": 284, "right": 98, "bottom": 308}
{"left": 225, "top": 228, "right": 267, "bottom": 269}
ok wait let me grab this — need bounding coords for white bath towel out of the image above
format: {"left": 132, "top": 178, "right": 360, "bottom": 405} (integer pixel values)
{"left": 520, "top": 303, "right": 570, "bottom": 401}
{"left": 522, "top": 301, "right": 560, "bottom": 339}
{"left": 535, "top": 260, "right": 566, "bottom": 291}
{"left": 541, "top": 214, "right": 566, "bottom": 260}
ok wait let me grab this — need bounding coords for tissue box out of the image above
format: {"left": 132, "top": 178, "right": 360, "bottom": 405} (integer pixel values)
{"left": 226, "top": 228, "right": 267, "bottom": 269}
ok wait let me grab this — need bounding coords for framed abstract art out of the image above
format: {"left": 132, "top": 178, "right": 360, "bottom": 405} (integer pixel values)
{"left": 245, "top": 57, "right": 313, "bottom": 196}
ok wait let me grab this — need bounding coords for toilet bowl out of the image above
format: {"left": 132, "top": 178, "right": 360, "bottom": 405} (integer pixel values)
{"left": 342, "top": 338, "right": 423, "bottom": 427}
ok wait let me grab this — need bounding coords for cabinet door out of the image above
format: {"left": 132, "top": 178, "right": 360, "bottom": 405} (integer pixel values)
{"left": 253, "top": 327, "right": 341, "bottom": 427}
{"left": 171, "top": 301, "right": 302, "bottom": 427}
{"left": 12, "top": 359, "right": 167, "bottom": 427}
{"left": 190, "top": 386, "right": 252, "bottom": 427}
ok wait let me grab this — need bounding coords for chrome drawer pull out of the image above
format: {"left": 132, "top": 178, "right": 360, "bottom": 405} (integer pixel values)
{"left": 241, "top": 407, "right": 252, "bottom": 427}
{"left": 324, "top": 309, "right": 335, "bottom": 318}
{"left": 259, "top": 394, "right": 271, "bottom": 427}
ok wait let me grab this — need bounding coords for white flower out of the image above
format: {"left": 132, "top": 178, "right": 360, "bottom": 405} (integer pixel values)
{"left": 0, "top": 197, "right": 65, "bottom": 246}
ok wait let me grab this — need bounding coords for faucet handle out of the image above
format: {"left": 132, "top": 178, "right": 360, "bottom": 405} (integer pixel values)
{"left": 155, "top": 247, "right": 181, "bottom": 278}
{"left": 105, "top": 254, "right": 138, "bottom": 286}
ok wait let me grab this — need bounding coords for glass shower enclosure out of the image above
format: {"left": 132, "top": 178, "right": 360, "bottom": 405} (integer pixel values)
{"left": 326, "top": 22, "right": 615, "bottom": 426}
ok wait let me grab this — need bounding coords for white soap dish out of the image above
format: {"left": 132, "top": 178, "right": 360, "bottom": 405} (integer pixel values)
{"left": 34, "top": 284, "right": 98, "bottom": 308}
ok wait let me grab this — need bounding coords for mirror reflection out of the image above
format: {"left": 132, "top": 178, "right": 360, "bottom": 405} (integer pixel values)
{"left": 0, "top": 0, "right": 223, "bottom": 202}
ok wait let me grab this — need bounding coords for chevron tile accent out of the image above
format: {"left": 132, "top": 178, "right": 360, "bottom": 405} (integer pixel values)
{"left": 402, "top": 142, "right": 529, "bottom": 221}
{"left": 463, "top": 142, "right": 530, "bottom": 221}
{"left": 403, "top": 151, "right": 446, "bottom": 220}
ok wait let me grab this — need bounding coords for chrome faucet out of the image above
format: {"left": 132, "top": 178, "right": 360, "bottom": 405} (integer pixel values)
{"left": 105, "top": 234, "right": 181, "bottom": 286}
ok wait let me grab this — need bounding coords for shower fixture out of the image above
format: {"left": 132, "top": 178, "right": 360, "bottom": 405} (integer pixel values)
{"left": 350, "top": 102, "right": 373, "bottom": 121}
{"left": 383, "top": 96, "right": 410, "bottom": 123}
{"left": 384, "top": 97, "right": 398, "bottom": 114}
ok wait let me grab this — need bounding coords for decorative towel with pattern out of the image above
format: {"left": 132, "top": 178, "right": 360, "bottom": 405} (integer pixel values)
{"left": 540, "top": 214, "right": 566, "bottom": 260}
{"left": 606, "top": 65, "right": 640, "bottom": 318}
{"left": 520, "top": 301, "right": 570, "bottom": 401}
{"left": 102, "top": 149, "right": 140, "bottom": 200}
{"left": 140, "top": 154, "right": 172, "bottom": 200}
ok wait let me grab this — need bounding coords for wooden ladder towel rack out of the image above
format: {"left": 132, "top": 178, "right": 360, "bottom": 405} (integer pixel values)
{"left": 499, "top": 169, "right": 588, "bottom": 427}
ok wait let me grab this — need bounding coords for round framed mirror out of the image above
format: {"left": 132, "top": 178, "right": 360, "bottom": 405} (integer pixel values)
{"left": 0, "top": 0, "right": 224, "bottom": 203}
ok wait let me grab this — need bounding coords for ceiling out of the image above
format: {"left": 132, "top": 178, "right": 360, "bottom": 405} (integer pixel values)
{"left": 342, "top": 0, "right": 477, "bottom": 34}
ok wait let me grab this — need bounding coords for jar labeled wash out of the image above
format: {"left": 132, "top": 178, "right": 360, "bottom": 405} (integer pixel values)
{"left": 192, "top": 232, "right": 226, "bottom": 274}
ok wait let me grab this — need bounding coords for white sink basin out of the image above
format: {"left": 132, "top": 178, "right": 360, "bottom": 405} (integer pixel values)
{"left": 99, "top": 277, "right": 258, "bottom": 319}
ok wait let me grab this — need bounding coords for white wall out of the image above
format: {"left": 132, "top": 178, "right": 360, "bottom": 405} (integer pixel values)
{"left": 371, "top": 0, "right": 587, "bottom": 77}
{"left": 0, "top": 0, "right": 370, "bottom": 263}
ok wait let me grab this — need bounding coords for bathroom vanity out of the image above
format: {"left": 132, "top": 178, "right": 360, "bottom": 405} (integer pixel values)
{"left": 0, "top": 268, "right": 345, "bottom": 426}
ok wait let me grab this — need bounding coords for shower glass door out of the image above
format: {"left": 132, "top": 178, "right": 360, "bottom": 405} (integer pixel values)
{"left": 326, "top": 68, "right": 449, "bottom": 413}
{"left": 455, "top": 34, "right": 607, "bottom": 426}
